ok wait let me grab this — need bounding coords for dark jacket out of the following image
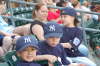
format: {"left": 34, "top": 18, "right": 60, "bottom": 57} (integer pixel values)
{"left": 60, "top": 26, "right": 84, "bottom": 57}
{"left": 37, "top": 41, "right": 70, "bottom": 66}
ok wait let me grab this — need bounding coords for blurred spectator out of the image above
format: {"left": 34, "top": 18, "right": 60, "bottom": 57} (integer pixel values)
{"left": 53, "top": 0, "right": 60, "bottom": 3}
{"left": 91, "top": 5, "right": 100, "bottom": 21}
{"left": 94, "top": 5, "right": 100, "bottom": 12}
{"left": 72, "top": 0, "right": 81, "bottom": 9}
{"left": 72, "top": 0, "right": 81, "bottom": 16}
{"left": 30, "top": 3, "right": 48, "bottom": 40}
{"left": 10, "top": 0, "right": 34, "bottom": 8}
{"left": 67, "top": 0, "right": 78, "bottom": 8}
{"left": 34, "top": 0, "right": 53, "bottom": 5}
{"left": 0, "top": 16, "right": 20, "bottom": 56}
{"left": 81, "top": 1, "right": 91, "bottom": 12}
{"left": 0, "top": 2, "right": 6, "bottom": 14}
{"left": 81, "top": 1, "right": 92, "bottom": 21}
{"left": 56, "top": 1, "right": 68, "bottom": 7}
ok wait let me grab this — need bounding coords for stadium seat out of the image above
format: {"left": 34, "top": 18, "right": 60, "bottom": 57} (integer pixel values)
{"left": 0, "top": 62, "right": 9, "bottom": 66}
{"left": 4, "top": 51, "right": 19, "bottom": 66}
{"left": 6, "top": 7, "right": 34, "bottom": 26}
{"left": 85, "top": 19, "right": 100, "bottom": 57}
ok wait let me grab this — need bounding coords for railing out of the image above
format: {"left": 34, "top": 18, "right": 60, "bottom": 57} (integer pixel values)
{"left": 1, "top": 0, "right": 100, "bottom": 46}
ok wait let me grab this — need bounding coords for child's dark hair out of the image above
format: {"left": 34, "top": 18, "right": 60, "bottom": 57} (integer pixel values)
{"left": 74, "top": 18, "right": 79, "bottom": 26}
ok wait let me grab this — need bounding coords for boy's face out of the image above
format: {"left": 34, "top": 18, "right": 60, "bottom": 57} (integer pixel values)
{"left": 61, "top": 15, "right": 74, "bottom": 26}
{"left": 17, "top": 46, "right": 37, "bottom": 62}
{"left": 46, "top": 37, "right": 60, "bottom": 47}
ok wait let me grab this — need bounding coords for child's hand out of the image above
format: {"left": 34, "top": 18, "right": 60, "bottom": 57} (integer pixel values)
{"left": 45, "top": 55, "right": 57, "bottom": 63}
{"left": 61, "top": 43, "right": 72, "bottom": 49}
{"left": 35, "top": 55, "right": 57, "bottom": 63}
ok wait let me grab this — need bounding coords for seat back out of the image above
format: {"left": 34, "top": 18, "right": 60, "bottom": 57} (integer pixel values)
{"left": 4, "top": 51, "right": 19, "bottom": 66}
{"left": 6, "top": 7, "right": 34, "bottom": 26}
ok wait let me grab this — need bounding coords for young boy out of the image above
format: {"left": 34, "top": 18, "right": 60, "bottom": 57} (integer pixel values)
{"left": 60, "top": 7, "right": 96, "bottom": 66}
{"left": 37, "top": 22, "right": 82, "bottom": 66}
{"left": 15, "top": 35, "right": 57, "bottom": 66}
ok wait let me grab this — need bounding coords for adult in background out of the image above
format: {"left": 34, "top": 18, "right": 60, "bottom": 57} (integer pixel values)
{"left": 0, "top": 16, "right": 20, "bottom": 56}
{"left": 13, "top": 3, "right": 48, "bottom": 41}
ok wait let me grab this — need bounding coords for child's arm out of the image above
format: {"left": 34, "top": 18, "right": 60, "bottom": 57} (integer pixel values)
{"left": 0, "top": 30, "right": 19, "bottom": 36}
{"left": 36, "top": 55, "right": 57, "bottom": 63}
{"left": 0, "top": 30, "right": 10, "bottom": 36}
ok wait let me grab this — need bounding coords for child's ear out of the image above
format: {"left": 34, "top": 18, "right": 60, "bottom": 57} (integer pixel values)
{"left": 16, "top": 52, "right": 21, "bottom": 57}
{"left": 35, "top": 10, "right": 38, "bottom": 15}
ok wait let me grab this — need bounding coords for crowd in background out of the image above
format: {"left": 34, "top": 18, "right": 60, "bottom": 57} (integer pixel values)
{"left": 0, "top": 0, "right": 100, "bottom": 66}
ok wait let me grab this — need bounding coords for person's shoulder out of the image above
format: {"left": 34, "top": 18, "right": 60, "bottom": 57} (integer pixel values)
{"left": 55, "top": 44, "right": 65, "bottom": 53}
{"left": 73, "top": 27, "right": 81, "bottom": 31}
{"left": 31, "top": 20, "right": 45, "bottom": 29}
{"left": 32, "top": 20, "right": 44, "bottom": 25}
{"left": 75, "top": 27, "right": 83, "bottom": 32}
{"left": 38, "top": 40, "right": 45, "bottom": 44}
{"left": 74, "top": 27, "right": 83, "bottom": 35}
{"left": 56, "top": 43, "right": 64, "bottom": 49}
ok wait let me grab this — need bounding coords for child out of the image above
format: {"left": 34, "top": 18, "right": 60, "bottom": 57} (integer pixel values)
{"left": 37, "top": 22, "right": 82, "bottom": 66}
{"left": 60, "top": 7, "right": 96, "bottom": 66}
{"left": 15, "top": 35, "right": 57, "bottom": 66}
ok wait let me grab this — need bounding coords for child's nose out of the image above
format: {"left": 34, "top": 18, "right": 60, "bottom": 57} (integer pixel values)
{"left": 27, "top": 51, "right": 32, "bottom": 55}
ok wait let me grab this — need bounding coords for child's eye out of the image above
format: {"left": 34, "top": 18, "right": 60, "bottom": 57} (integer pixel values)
{"left": 31, "top": 48, "right": 36, "bottom": 51}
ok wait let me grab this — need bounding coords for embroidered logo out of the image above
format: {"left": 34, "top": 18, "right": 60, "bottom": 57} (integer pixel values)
{"left": 24, "top": 37, "right": 31, "bottom": 43}
{"left": 73, "top": 37, "right": 80, "bottom": 46}
{"left": 49, "top": 25, "right": 55, "bottom": 31}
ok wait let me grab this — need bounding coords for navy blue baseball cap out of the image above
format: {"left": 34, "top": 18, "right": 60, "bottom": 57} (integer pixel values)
{"left": 61, "top": 7, "right": 77, "bottom": 17}
{"left": 16, "top": 35, "right": 38, "bottom": 51}
{"left": 44, "top": 22, "right": 63, "bottom": 38}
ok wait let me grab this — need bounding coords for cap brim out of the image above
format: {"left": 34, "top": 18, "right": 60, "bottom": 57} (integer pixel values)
{"left": 61, "top": 12, "right": 76, "bottom": 17}
{"left": 45, "top": 33, "right": 63, "bottom": 38}
{"left": 18, "top": 44, "right": 38, "bottom": 51}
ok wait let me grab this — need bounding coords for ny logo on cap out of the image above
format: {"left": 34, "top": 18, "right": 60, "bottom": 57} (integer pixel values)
{"left": 24, "top": 37, "right": 31, "bottom": 43}
{"left": 49, "top": 25, "right": 55, "bottom": 31}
